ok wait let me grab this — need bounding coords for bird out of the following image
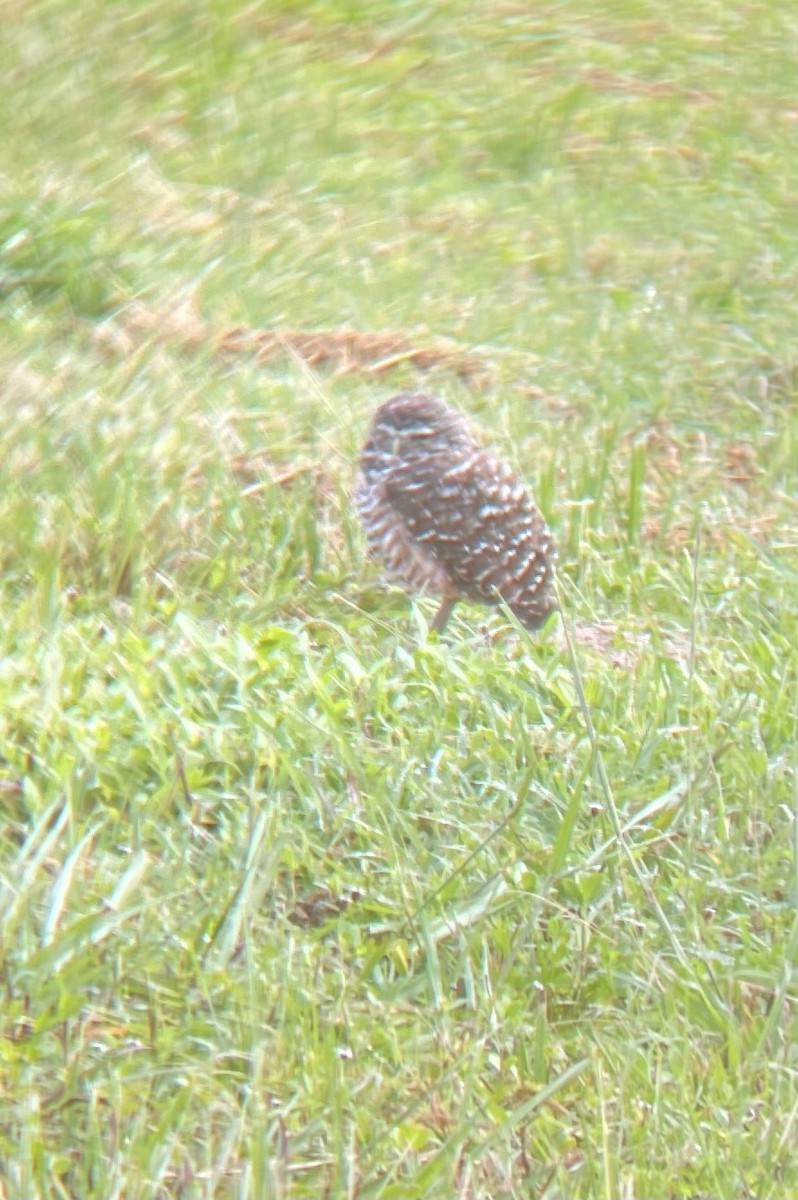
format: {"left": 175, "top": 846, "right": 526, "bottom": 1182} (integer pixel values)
{"left": 355, "top": 392, "right": 556, "bottom": 633}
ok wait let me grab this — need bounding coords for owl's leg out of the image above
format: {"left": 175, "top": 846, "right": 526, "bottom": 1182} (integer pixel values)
{"left": 431, "top": 592, "right": 457, "bottom": 634}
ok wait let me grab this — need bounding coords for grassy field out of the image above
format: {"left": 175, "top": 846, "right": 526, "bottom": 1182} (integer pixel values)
{"left": 1, "top": 0, "right": 798, "bottom": 1196}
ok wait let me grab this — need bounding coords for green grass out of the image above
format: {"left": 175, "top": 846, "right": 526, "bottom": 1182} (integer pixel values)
{"left": 1, "top": 0, "right": 798, "bottom": 1196}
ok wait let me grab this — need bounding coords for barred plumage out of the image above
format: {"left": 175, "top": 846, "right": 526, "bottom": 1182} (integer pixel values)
{"left": 355, "top": 392, "right": 556, "bottom": 633}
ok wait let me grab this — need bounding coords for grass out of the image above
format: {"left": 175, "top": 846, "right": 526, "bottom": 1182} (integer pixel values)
{"left": 1, "top": 0, "right": 797, "bottom": 1195}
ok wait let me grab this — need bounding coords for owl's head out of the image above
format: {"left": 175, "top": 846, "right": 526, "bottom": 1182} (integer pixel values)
{"left": 369, "top": 393, "right": 473, "bottom": 458}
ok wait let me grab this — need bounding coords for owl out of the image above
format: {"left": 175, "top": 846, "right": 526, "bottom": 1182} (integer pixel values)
{"left": 355, "top": 392, "right": 556, "bottom": 632}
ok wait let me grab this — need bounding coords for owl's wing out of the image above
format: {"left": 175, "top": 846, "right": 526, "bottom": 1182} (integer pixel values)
{"left": 384, "top": 451, "right": 553, "bottom": 609}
